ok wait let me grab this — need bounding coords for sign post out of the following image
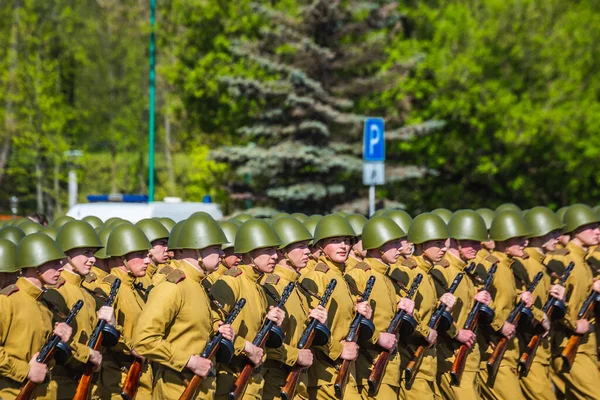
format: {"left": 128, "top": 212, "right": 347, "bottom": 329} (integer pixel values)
{"left": 363, "top": 118, "right": 385, "bottom": 217}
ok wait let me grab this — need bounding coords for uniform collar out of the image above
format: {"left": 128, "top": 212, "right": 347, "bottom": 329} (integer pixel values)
{"left": 413, "top": 255, "right": 433, "bottom": 273}
{"left": 179, "top": 259, "right": 206, "bottom": 283}
{"left": 239, "top": 263, "right": 263, "bottom": 283}
{"left": 111, "top": 267, "right": 135, "bottom": 287}
{"left": 524, "top": 247, "right": 544, "bottom": 263}
{"left": 91, "top": 265, "right": 109, "bottom": 279}
{"left": 446, "top": 251, "right": 467, "bottom": 270}
{"left": 274, "top": 264, "right": 300, "bottom": 282}
{"left": 317, "top": 256, "right": 345, "bottom": 275}
{"left": 146, "top": 262, "right": 158, "bottom": 276}
{"left": 567, "top": 241, "right": 587, "bottom": 258}
{"left": 17, "top": 277, "right": 44, "bottom": 300}
{"left": 62, "top": 269, "right": 84, "bottom": 286}
{"left": 364, "top": 257, "right": 389, "bottom": 275}
{"left": 491, "top": 250, "right": 511, "bottom": 264}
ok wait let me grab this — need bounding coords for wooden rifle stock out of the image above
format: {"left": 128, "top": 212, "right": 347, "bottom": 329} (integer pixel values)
{"left": 405, "top": 273, "right": 463, "bottom": 390}
{"left": 560, "top": 288, "right": 598, "bottom": 371}
{"left": 120, "top": 357, "right": 143, "bottom": 400}
{"left": 367, "top": 273, "right": 423, "bottom": 396}
{"left": 229, "top": 282, "right": 295, "bottom": 400}
{"left": 334, "top": 276, "right": 376, "bottom": 399}
{"left": 16, "top": 300, "right": 84, "bottom": 400}
{"left": 281, "top": 279, "right": 337, "bottom": 400}
{"left": 179, "top": 298, "right": 246, "bottom": 400}
{"left": 486, "top": 271, "right": 543, "bottom": 385}
{"left": 73, "top": 278, "right": 121, "bottom": 400}
{"left": 518, "top": 262, "right": 574, "bottom": 377}
{"left": 450, "top": 263, "right": 497, "bottom": 386}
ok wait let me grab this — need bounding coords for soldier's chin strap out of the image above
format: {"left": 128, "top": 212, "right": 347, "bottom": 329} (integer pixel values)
{"left": 122, "top": 257, "right": 134, "bottom": 276}
{"left": 194, "top": 249, "right": 208, "bottom": 275}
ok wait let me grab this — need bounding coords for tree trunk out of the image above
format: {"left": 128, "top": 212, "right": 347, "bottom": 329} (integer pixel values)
{"left": 164, "top": 112, "right": 176, "bottom": 195}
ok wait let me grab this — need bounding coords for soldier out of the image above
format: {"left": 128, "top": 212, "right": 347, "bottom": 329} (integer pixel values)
{"left": 476, "top": 211, "right": 534, "bottom": 400}
{"left": 261, "top": 217, "right": 328, "bottom": 400}
{"left": 206, "top": 221, "right": 241, "bottom": 287}
{"left": 0, "top": 233, "right": 73, "bottom": 399}
{"left": 94, "top": 224, "right": 154, "bottom": 400}
{"left": 345, "top": 214, "right": 368, "bottom": 271}
{"left": 433, "top": 210, "right": 492, "bottom": 400}
{"left": 0, "top": 239, "right": 18, "bottom": 289}
{"left": 395, "top": 213, "right": 456, "bottom": 400}
{"left": 475, "top": 208, "right": 495, "bottom": 264}
{"left": 133, "top": 215, "right": 235, "bottom": 399}
{"left": 546, "top": 204, "right": 600, "bottom": 399}
{"left": 555, "top": 206, "right": 571, "bottom": 250}
{"left": 46, "top": 221, "right": 117, "bottom": 399}
{"left": 512, "top": 206, "right": 566, "bottom": 399}
{"left": 345, "top": 216, "right": 414, "bottom": 399}
{"left": 135, "top": 218, "right": 170, "bottom": 291}
{"left": 299, "top": 215, "right": 374, "bottom": 400}
{"left": 382, "top": 209, "right": 413, "bottom": 260}
{"left": 82, "top": 227, "right": 112, "bottom": 292}
{"left": 151, "top": 220, "right": 185, "bottom": 286}
{"left": 211, "top": 219, "right": 286, "bottom": 400}
{"left": 300, "top": 216, "right": 322, "bottom": 277}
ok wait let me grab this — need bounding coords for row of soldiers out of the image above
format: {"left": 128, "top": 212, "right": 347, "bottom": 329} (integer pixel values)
{"left": 0, "top": 203, "right": 598, "bottom": 400}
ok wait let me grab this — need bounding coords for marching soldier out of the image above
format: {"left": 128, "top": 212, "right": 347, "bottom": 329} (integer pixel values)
{"left": 82, "top": 227, "right": 112, "bottom": 292}
{"left": 0, "top": 239, "right": 18, "bottom": 289}
{"left": 475, "top": 208, "right": 496, "bottom": 265}
{"left": 133, "top": 214, "right": 235, "bottom": 399}
{"left": 382, "top": 209, "right": 413, "bottom": 260}
{"left": 0, "top": 233, "right": 73, "bottom": 399}
{"left": 433, "top": 210, "right": 492, "bottom": 400}
{"left": 345, "top": 214, "right": 368, "bottom": 271}
{"left": 206, "top": 221, "right": 241, "bottom": 287}
{"left": 300, "top": 214, "right": 374, "bottom": 400}
{"left": 299, "top": 217, "right": 322, "bottom": 277}
{"left": 345, "top": 216, "right": 414, "bottom": 399}
{"left": 135, "top": 219, "right": 170, "bottom": 291}
{"left": 261, "top": 217, "right": 328, "bottom": 400}
{"left": 152, "top": 220, "right": 185, "bottom": 287}
{"left": 211, "top": 219, "right": 286, "bottom": 400}
{"left": 94, "top": 224, "right": 154, "bottom": 400}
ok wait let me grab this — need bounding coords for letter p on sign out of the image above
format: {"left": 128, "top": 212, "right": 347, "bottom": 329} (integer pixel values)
{"left": 363, "top": 118, "right": 385, "bottom": 162}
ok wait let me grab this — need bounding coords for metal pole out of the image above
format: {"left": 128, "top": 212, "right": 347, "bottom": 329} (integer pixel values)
{"left": 369, "top": 185, "right": 375, "bottom": 217}
{"left": 148, "top": 0, "right": 156, "bottom": 202}
{"left": 68, "top": 170, "right": 78, "bottom": 208}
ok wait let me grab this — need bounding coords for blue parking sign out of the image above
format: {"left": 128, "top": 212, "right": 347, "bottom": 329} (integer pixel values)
{"left": 363, "top": 118, "right": 385, "bottom": 162}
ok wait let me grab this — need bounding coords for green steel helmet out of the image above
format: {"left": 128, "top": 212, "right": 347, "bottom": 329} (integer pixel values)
{"left": 262, "top": 218, "right": 273, "bottom": 224}
{"left": 157, "top": 217, "right": 176, "bottom": 231}
{"left": 290, "top": 213, "right": 308, "bottom": 223}
{"left": 107, "top": 220, "right": 132, "bottom": 228}
{"left": 219, "top": 221, "right": 240, "bottom": 250}
{"left": 431, "top": 208, "right": 453, "bottom": 224}
{"left": 490, "top": 211, "right": 531, "bottom": 242}
{"left": 51, "top": 215, "right": 76, "bottom": 228}
{"left": 17, "top": 221, "right": 42, "bottom": 235}
{"left": 303, "top": 217, "right": 321, "bottom": 243}
{"left": 345, "top": 214, "right": 368, "bottom": 237}
{"left": 104, "top": 217, "right": 124, "bottom": 226}
{"left": 272, "top": 217, "right": 312, "bottom": 249}
{"left": 17, "top": 233, "right": 65, "bottom": 269}
{"left": 57, "top": 221, "right": 103, "bottom": 253}
{"left": 313, "top": 215, "right": 355, "bottom": 245}
{"left": 106, "top": 224, "right": 151, "bottom": 257}
{"left": 82, "top": 215, "right": 103, "bottom": 229}
{"left": 234, "top": 219, "right": 281, "bottom": 254}
{"left": 273, "top": 213, "right": 290, "bottom": 220}
{"left": 135, "top": 219, "right": 170, "bottom": 243}
{"left": 176, "top": 215, "right": 227, "bottom": 250}
{"left": 562, "top": 204, "right": 600, "bottom": 234}
{"left": 94, "top": 228, "right": 113, "bottom": 259}
{"left": 362, "top": 216, "right": 405, "bottom": 250}
{"left": 39, "top": 226, "right": 59, "bottom": 240}
{"left": 408, "top": 213, "right": 449, "bottom": 245}
{"left": 233, "top": 213, "right": 253, "bottom": 222}
{"left": 372, "top": 209, "right": 387, "bottom": 217}
{"left": 167, "top": 220, "right": 186, "bottom": 251}
{"left": 447, "top": 210, "right": 488, "bottom": 242}
{"left": 0, "top": 226, "right": 25, "bottom": 245}
{"left": 227, "top": 219, "right": 243, "bottom": 227}
{"left": 525, "top": 206, "right": 564, "bottom": 238}
{"left": 476, "top": 208, "right": 495, "bottom": 231}
{"left": 495, "top": 203, "right": 521, "bottom": 213}
{"left": 189, "top": 211, "right": 212, "bottom": 220}
{"left": 13, "top": 218, "right": 32, "bottom": 227}
{"left": 382, "top": 210, "right": 412, "bottom": 234}
{"left": 0, "top": 239, "right": 18, "bottom": 273}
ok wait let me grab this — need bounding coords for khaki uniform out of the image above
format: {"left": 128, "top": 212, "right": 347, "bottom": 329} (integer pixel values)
{"left": 82, "top": 265, "right": 109, "bottom": 292}
{"left": 261, "top": 265, "right": 310, "bottom": 400}
{"left": 345, "top": 256, "right": 361, "bottom": 272}
{"left": 300, "top": 256, "right": 364, "bottom": 400}
{"left": 206, "top": 264, "right": 228, "bottom": 287}
{"left": 546, "top": 242, "right": 600, "bottom": 400}
{"left": 135, "top": 262, "right": 159, "bottom": 292}
{"left": 151, "top": 260, "right": 180, "bottom": 287}
{"left": 211, "top": 264, "right": 270, "bottom": 400}
{"left": 94, "top": 268, "right": 153, "bottom": 400}
{"left": 474, "top": 249, "right": 490, "bottom": 268}
{"left": 476, "top": 252, "right": 525, "bottom": 400}
{"left": 345, "top": 258, "right": 401, "bottom": 399}
{"left": 45, "top": 270, "right": 100, "bottom": 399}
{"left": 432, "top": 252, "right": 481, "bottom": 400}
{"left": 133, "top": 260, "right": 219, "bottom": 399}
{"left": 299, "top": 258, "right": 317, "bottom": 278}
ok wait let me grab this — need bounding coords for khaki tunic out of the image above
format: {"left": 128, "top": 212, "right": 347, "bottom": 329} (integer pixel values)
{"left": 135, "top": 262, "right": 160, "bottom": 292}
{"left": 151, "top": 259, "right": 180, "bottom": 287}
{"left": 82, "top": 265, "right": 109, "bottom": 293}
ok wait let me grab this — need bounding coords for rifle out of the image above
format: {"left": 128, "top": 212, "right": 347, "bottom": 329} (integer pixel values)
{"left": 367, "top": 273, "right": 422, "bottom": 396}
{"left": 16, "top": 300, "right": 84, "bottom": 400}
{"left": 518, "top": 262, "right": 574, "bottom": 377}
{"left": 334, "top": 275, "right": 376, "bottom": 399}
{"left": 486, "top": 271, "right": 543, "bottom": 385}
{"left": 179, "top": 298, "right": 246, "bottom": 400}
{"left": 450, "top": 263, "right": 498, "bottom": 386}
{"left": 560, "top": 286, "right": 599, "bottom": 371}
{"left": 229, "top": 282, "right": 295, "bottom": 400}
{"left": 280, "top": 279, "right": 337, "bottom": 400}
{"left": 73, "top": 278, "right": 121, "bottom": 400}
{"left": 404, "top": 273, "right": 463, "bottom": 390}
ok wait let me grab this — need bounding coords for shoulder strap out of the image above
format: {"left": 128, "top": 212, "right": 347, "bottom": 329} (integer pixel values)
{"left": 0, "top": 284, "right": 18, "bottom": 296}
{"left": 165, "top": 269, "right": 186, "bottom": 284}
{"left": 224, "top": 266, "right": 243, "bottom": 277}
{"left": 315, "top": 263, "right": 330, "bottom": 273}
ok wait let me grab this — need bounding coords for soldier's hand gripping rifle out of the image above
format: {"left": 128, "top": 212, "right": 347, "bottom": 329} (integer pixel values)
{"left": 486, "top": 271, "right": 543, "bottom": 385}
{"left": 404, "top": 273, "right": 463, "bottom": 390}
{"left": 367, "top": 273, "right": 422, "bottom": 396}
{"left": 518, "top": 262, "right": 574, "bottom": 377}
{"left": 280, "top": 279, "right": 337, "bottom": 400}
{"left": 229, "top": 282, "right": 295, "bottom": 400}
{"left": 16, "top": 300, "right": 84, "bottom": 400}
{"left": 179, "top": 298, "right": 246, "bottom": 400}
{"left": 73, "top": 278, "right": 121, "bottom": 400}
{"left": 450, "top": 263, "right": 497, "bottom": 386}
{"left": 333, "top": 276, "right": 376, "bottom": 399}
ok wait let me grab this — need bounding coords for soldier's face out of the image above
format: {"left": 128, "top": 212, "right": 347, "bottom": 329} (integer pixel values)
{"left": 199, "top": 245, "right": 224, "bottom": 273}
{"left": 124, "top": 251, "right": 150, "bottom": 277}
{"left": 380, "top": 239, "right": 401, "bottom": 264}
{"left": 503, "top": 237, "right": 527, "bottom": 257}
{"left": 222, "top": 248, "right": 241, "bottom": 269}
{"left": 399, "top": 238, "right": 413, "bottom": 256}
{"left": 310, "top": 246, "right": 321, "bottom": 259}
{"left": 541, "top": 230, "right": 561, "bottom": 252}
{"left": 150, "top": 239, "right": 169, "bottom": 264}
{"left": 559, "top": 234, "right": 570, "bottom": 246}
{"left": 458, "top": 240, "right": 481, "bottom": 260}
{"left": 38, "top": 259, "right": 64, "bottom": 285}
{"left": 250, "top": 247, "right": 278, "bottom": 273}
{"left": 352, "top": 239, "right": 367, "bottom": 258}
{"left": 574, "top": 224, "right": 600, "bottom": 247}
{"left": 421, "top": 239, "right": 447, "bottom": 263}
{"left": 67, "top": 248, "right": 96, "bottom": 276}
{"left": 283, "top": 240, "right": 310, "bottom": 269}
{"left": 321, "top": 237, "right": 351, "bottom": 263}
